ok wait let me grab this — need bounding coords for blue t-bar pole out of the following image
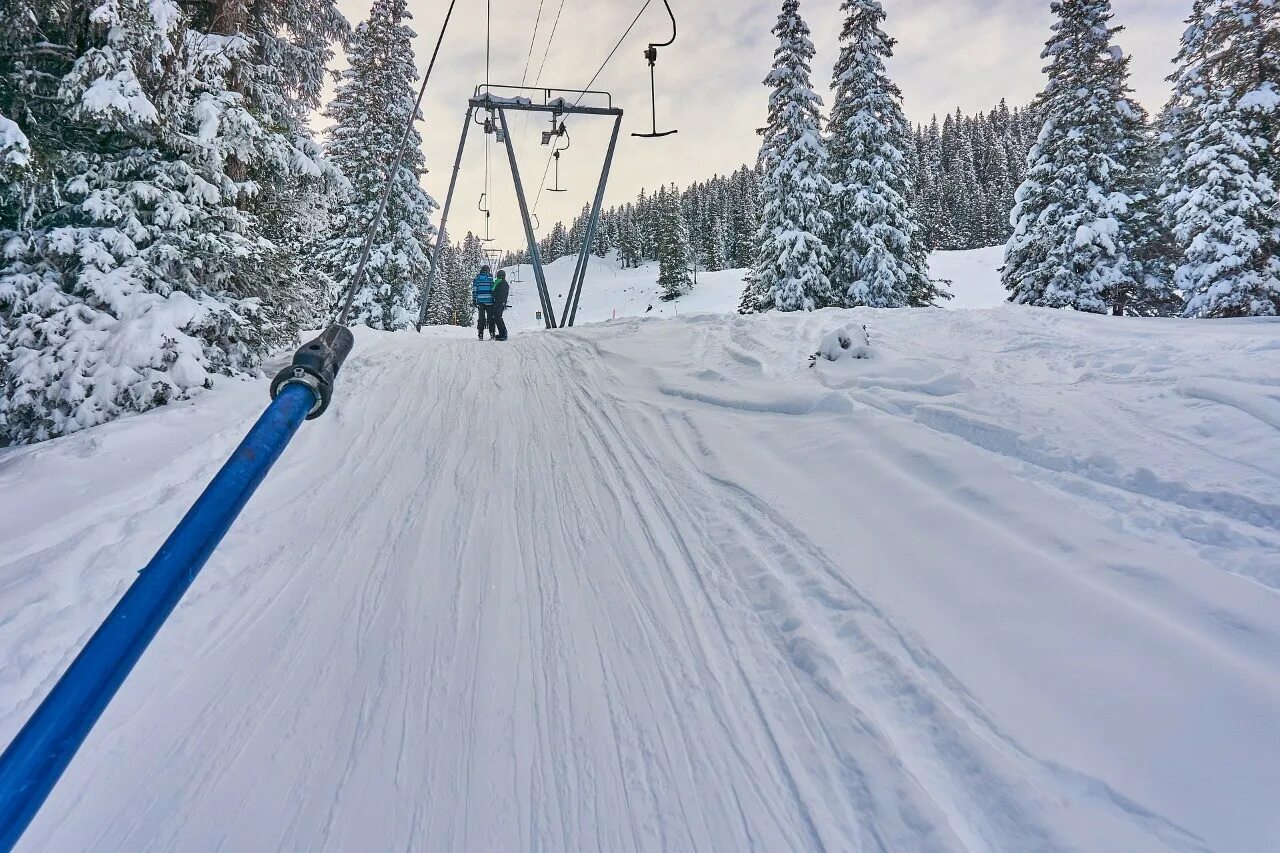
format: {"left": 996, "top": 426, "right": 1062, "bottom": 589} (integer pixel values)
{"left": 0, "top": 325, "right": 353, "bottom": 850}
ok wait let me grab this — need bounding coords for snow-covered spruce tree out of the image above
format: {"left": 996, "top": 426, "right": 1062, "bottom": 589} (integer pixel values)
{"left": 657, "top": 185, "right": 693, "bottom": 300}
{"left": 1125, "top": 129, "right": 1181, "bottom": 316}
{"left": 456, "top": 231, "right": 485, "bottom": 324}
{"left": 619, "top": 216, "right": 643, "bottom": 269}
{"left": 215, "top": 0, "right": 349, "bottom": 333}
{"left": 0, "top": 112, "right": 28, "bottom": 214}
{"left": 0, "top": 107, "right": 29, "bottom": 419}
{"left": 826, "top": 0, "right": 946, "bottom": 308}
{"left": 593, "top": 216, "right": 611, "bottom": 258}
{"left": 731, "top": 166, "right": 761, "bottom": 269}
{"left": 321, "top": 0, "right": 436, "bottom": 331}
{"left": 1003, "top": 0, "right": 1170, "bottom": 314}
{"left": 1162, "top": 0, "right": 1280, "bottom": 317}
{"left": 709, "top": 213, "right": 730, "bottom": 271}
{"left": 422, "top": 232, "right": 453, "bottom": 327}
{"left": 1, "top": 0, "right": 341, "bottom": 445}
{"left": 746, "top": 0, "right": 833, "bottom": 313}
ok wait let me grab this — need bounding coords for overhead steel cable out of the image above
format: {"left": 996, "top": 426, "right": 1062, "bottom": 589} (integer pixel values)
{"left": 572, "top": 0, "right": 654, "bottom": 104}
{"left": 531, "top": 0, "right": 653, "bottom": 217}
{"left": 521, "top": 0, "right": 547, "bottom": 84}
{"left": 336, "top": 0, "right": 461, "bottom": 325}
{"left": 531, "top": 0, "right": 567, "bottom": 86}
{"left": 513, "top": 0, "right": 563, "bottom": 202}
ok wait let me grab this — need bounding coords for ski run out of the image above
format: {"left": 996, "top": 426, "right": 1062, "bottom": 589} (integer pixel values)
{"left": 2, "top": 254, "right": 1278, "bottom": 851}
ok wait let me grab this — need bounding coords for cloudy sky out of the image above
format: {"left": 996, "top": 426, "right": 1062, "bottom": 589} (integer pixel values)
{"left": 332, "top": 0, "right": 1188, "bottom": 248}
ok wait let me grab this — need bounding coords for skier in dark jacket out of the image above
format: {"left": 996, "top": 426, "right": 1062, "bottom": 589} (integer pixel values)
{"left": 491, "top": 270, "right": 510, "bottom": 341}
{"left": 472, "top": 265, "right": 495, "bottom": 340}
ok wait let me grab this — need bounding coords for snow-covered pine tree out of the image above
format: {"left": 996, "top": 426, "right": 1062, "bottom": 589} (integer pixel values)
{"left": 593, "top": 216, "right": 611, "bottom": 258}
{"left": 542, "top": 222, "right": 570, "bottom": 262}
{"left": 223, "top": 0, "right": 349, "bottom": 333}
{"left": 709, "top": 212, "right": 731, "bottom": 271}
{"left": 619, "top": 215, "right": 643, "bottom": 269}
{"left": 0, "top": 112, "right": 27, "bottom": 212}
{"left": 916, "top": 117, "right": 947, "bottom": 248}
{"left": 0, "top": 107, "right": 29, "bottom": 416}
{"left": 423, "top": 232, "right": 453, "bottom": 327}
{"left": 731, "top": 166, "right": 761, "bottom": 269}
{"left": 826, "top": 0, "right": 945, "bottom": 308}
{"left": 1003, "top": 0, "right": 1167, "bottom": 314}
{"left": 657, "top": 185, "right": 693, "bottom": 300}
{"left": 320, "top": 0, "right": 436, "bottom": 331}
{"left": 943, "top": 112, "right": 981, "bottom": 249}
{"left": 1121, "top": 127, "right": 1181, "bottom": 315}
{"left": 747, "top": 0, "right": 833, "bottom": 313}
{"left": 1, "top": 0, "right": 346, "bottom": 445}
{"left": 456, "top": 231, "right": 485, "bottom": 324}
{"left": 1162, "top": 0, "right": 1280, "bottom": 317}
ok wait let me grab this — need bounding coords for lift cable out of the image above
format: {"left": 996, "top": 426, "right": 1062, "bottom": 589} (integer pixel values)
{"left": 531, "top": 0, "right": 568, "bottom": 87}
{"left": 513, "top": 0, "right": 565, "bottom": 187}
{"left": 336, "top": 0, "right": 461, "bottom": 325}
{"left": 574, "top": 0, "right": 654, "bottom": 103}
{"left": 530, "top": 0, "right": 654, "bottom": 218}
{"left": 521, "top": 0, "right": 547, "bottom": 84}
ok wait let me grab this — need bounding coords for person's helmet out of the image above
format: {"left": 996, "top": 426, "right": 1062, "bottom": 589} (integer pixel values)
{"left": 480, "top": 264, "right": 491, "bottom": 274}
{"left": 495, "top": 269, "right": 506, "bottom": 280}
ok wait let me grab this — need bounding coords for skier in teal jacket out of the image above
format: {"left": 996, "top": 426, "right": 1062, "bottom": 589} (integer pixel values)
{"left": 472, "top": 265, "right": 495, "bottom": 340}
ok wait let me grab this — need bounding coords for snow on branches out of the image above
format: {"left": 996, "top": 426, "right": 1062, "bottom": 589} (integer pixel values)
{"left": 1003, "top": 0, "right": 1175, "bottom": 315}
{"left": 746, "top": 0, "right": 833, "bottom": 314}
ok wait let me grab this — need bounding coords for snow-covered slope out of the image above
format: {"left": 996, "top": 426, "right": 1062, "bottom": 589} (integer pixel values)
{"left": 501, "top": 245, "right": 1008, "bottom": 329}
{"left": 2, "top": 299, "right": 1278, "bottom": 850}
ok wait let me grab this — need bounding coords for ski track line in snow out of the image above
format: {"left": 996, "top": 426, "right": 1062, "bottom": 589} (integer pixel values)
{"left": 2, "top": 312, "right": 1279, "bottom": 851}
{"left": 557, "top": 329, "right": 1213, "bottom": 851}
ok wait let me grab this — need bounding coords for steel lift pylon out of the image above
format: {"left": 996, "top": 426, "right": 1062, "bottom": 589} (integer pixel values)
{"left": 416, "top": 86, "right": 623, "bottom": 331}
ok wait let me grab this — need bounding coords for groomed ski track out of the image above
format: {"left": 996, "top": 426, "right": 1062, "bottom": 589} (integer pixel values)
{"left": 3, "top": 309, "right": 1279, "bottom": 851}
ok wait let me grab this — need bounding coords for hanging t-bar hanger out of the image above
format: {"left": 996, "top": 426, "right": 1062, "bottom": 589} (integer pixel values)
{"left": 633, "top": 0, "right": 678, "bottom": 139}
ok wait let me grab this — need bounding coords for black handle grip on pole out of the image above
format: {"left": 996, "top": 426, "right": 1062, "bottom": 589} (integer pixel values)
{"left": 269, "top": 324, "right": 355, "bottom": 419}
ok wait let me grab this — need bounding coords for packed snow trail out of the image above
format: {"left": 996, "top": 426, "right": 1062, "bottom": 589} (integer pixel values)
{"left": 2, "top": 309, "right": 1279, "bottom": 851}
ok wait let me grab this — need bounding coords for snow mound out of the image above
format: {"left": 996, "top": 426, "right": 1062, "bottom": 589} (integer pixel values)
{"left": 814, "top": 323, "right": 873, "bottom": 362}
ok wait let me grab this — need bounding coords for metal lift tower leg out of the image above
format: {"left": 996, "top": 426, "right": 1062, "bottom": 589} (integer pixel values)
{"left": 563, "top": 113, "right": 623, "bottom": 327}
{"left": 417, "top": 107, "right": 475, "bottom": 331}
{"left": 497, "top": 108, "right": 557, "bottom": 329}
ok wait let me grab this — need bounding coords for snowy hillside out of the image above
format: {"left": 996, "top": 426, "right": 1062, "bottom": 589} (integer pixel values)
{"left": 2, "top": 295, "right": 1278, "bottom": 850}
{"left": 501, "top": 246, "right": 1008, "bottom": 328}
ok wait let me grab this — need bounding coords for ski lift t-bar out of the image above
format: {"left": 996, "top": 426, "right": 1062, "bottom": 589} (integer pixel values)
{"left": 0, "top": 327, "right": 354, "bottom": 850}
{"left": 633, "top": 0, "right": 678, "bottom": 139}
{"left": 0, "top": 0, "right": 460, "bottom": 840}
